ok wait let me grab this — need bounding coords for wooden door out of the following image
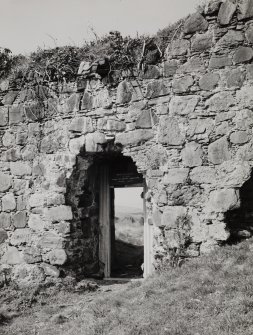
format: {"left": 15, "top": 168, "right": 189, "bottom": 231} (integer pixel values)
{"left": 99, "top": 165, "right": 111, "bottom": 278}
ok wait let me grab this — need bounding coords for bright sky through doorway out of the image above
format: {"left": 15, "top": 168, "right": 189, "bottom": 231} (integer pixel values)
{"left": 115, "top": 187, "right": 143, "bottom": 213}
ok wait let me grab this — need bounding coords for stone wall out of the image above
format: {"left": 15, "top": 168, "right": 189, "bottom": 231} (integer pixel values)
{"left": 2, "top": 0, "right": 253, "bottom": 284}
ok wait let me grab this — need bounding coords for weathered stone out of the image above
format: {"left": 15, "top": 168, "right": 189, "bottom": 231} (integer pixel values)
{"left": 116, "top": 80, "right": 132, "bottom": 104}
{"left": 199, "top": 73, "right": 220, "bottom": 91}
{"left": 46, "top": 193, "right": 65, "bottom": 206}
{"left": 246, "top": 24, "right": 253, "bottom": 43}
{"left": 10, "top": 228, "right": 32, "bottom": 246}
{"left": 233, "top": 47, "right": 253, "bottom": 64}
{"left": 161, "top": 206, "right": 187, "bottom": 228}
{"left": 2, "top": 131, "right": 15, "bottom": 147}
{"left": 209, "top": 54, "right": 232, "bottom": 69}
{"left": 41, "top": 134, "right": 60, "bottom": 154}
{"left": 226, "top": 68, "right": 245, "bottom": 88}
{"left": 187, "top": 118, "right": 214, "bottom": 138}
{"left": 218, "top": 0, "right": 237, "bottom": 25}
{"left": 172, "top": 75, "right": 194, "bottom": 93}
{"left": 29, "top": 193, "right": 45, "bottom": 208}
{"left": 24, "top": 102, "right": 44, "bottom": 121}
{"left": 0, "top": 213, "right": 11, "bottom": 230}
{"left": 0, "top": 229, "right": 8, "bottom": 244}
{"left": 41, "top": 263, "right": 60, "bottom": 277}
{"left": 183, "top": 13, "right": 208, "bottom": 34}
{"left": 2, "top": 193, "right": 16, "bottom": 212}
{"left": 169, "top": 95, "right": 200, "bottom": 116}
{"left": 142, "top": 65, "right": 160, "bottom": 79}
{"left": 28, "top": 214, "right": 48, "bottom": 232}
{"left": 163, "top": 168, "right": 189, "bottom": 184}
{"left": 10, "top": 162, "right": 32, "bottom": 176}
{"left": 2, "top": 91, "right": 18, "bottom": 105}
{"left": 215, "top": 122, "right": 230, "bottom": 136}
{"left": 66, "top": 93, "right": 81, "bottom": 112}
{"left": 93, "top": 88, "right": 112, "bottom": 109}
{"left": 191, "top": 32, "right": 213, "bottom": 52}
{"left": 69, "top": 117, "right": 93, "bottom": 134}
{"left": 136, "top": 110, "right": 158, "bottom": 129}
{"left": 69, "top": 135, "right": 85, "bottom": 155}
{"left": 204, "top": 0, "right": 221, "bottom": 15}
{"left": 207, "top": 188, "right": 239, "bottom": 212}
{"left": 236, "top": 86, "right": 253, "bottom": 108}
{"left": 215, "top": 161, "right": 251, "bottom": 187}
{"left": 0, "top": 172, "right": 12, "bottom": 192}
{"left": 163, "top": 60, "right": 178, "bottom": 77}
{"left": 178, "top": 56, "right": 205, "bottom": 73}
{"left": 23, "top": 247, "right": 42, "bottom": 263}
{"left": 81, "top": 92, "right": 93, "bottom": 110}
{"left": 11, "top": 264, "right": 45, "bottom": 287}
{"left": 208, "top": 221, "right": 230, "bottom": 241}
{"left": 146, "top": 80, "right": 169, "bottom": 99}
{"left": 216, "top": 30, "right": 244, "bottom": 48}
{"left": 158, "top": 116, "right": 185, "bottom": 145}
{"left": 206, "top": 92, "right": 234, "bottom": 112}
{"left": 237, "top": 0, "right": 253, "bottom": 20}
{"left": 104, "top": 119, "right": 126, "bottom": 131}
{"left": 48, "top": 249, "right": 67, "bottom": 265}
{"left": 182, "top": 142, "right": 203, "bottom": 167}
{"left": 0, "top": 107, "right": 8, "bottom": 126}
{"left": 115, "top": 129, "right": 154, "bottom": 146}
{"left": 2, "top": 147, "right": 21, "bottom": 162}
{"left": 13, "top": 212, "right": 27, "bottom": 229}
{"left": 230, "top": 131, "right": 249, "bottom": 144}
{"left": 167, "top": 39, "right": 190, "bottom": 56}
{"left": 9, "top": 105, "right": 24, "bottom": 125}
{"left": 1, "top": 246, "right": 24, "bottom": 264}
{"left": 208, "top": 137, "right": 230, "bottom": 165}
{"left": 44, "top": 205, "right": 73, "bottom": 222}
{"left": 152, "top": 208, "right": 162, "bottom": 227}
{"left": 190, "top": 166, "right": 216, "bottom": 184}
{"left": 37, "top": 231, "right": 63, "bottom": 249}
{"left": 85, "top": 132, "right": 107, "bottom": 151}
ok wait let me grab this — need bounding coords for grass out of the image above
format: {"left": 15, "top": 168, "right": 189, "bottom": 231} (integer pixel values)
{"left": 2, "top": 239, "right": 253, "bottom": 334}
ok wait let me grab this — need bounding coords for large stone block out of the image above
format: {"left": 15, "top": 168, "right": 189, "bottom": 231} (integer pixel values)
{"left": 85, "top": 132, "right": 107, "bottom": 151}
{"left": 28, "top": 214, "right": 48, "bottom": 231}
{"left": 207, "top": 188, "right": 239, "bottom": 212}
{"left": 66, "top": 93, "right": 81, "bottom": 113}
{"left": 172, "top": 75, "right": 193, "bottom": 93}
{"left": 199, "top": 73, "right": 220, "bottom": 91}
{"left": 48, "top": 249, "right": 67, "bottom": 265}
{"left": 2, "top": 91, "right": 18, "bottom": 105}
{"left": 167, "top": 39, "right": 190, "bottom": 56}
{"left": 208, "top": 137, "right": 230, "bottom": 165}
{"left": 163, "top": 168, "right": 189, "bottom": 185}
{"left": 29, "top": 193, "right": 45, "bottom": 208}
{"left": 1, "top": 246, "right": 24, "bottom": 265}
{"left": 183, "top": 13, "right": 208, "bottom": 34}
{"left": 236, "top": 86, "right": 253, "bottom": 108}
{"left": 237, "top": 0, "right": 253, "bottom": 20}
{"left": 216, "top": 30, "right": 244, "bottom": 48}
{"left": 44, "top": 205, "right": 73, "bottom": 222}
{"left": 218, "top": 0, "right": 237, "bottom": 25}
{"left": 69, "top": 135, "right": 85, "bottom": 155}
{"left": 230, "top": 131, "right": 249, "bottom": 144}
{"left": 191, "top": 32, "right": 213, "bottom": 52}
{"left": 233, "top": 47, "right": 253, "bottom": 64}
{"left": 142, "top": 65, "right": 161, "bottom": 79}
{"left": 226, "top": 68, "right": 245, "bottom": 88}
{"left": 9, "top": 105, "right": 24, "bottom": 125}
{"left": 13, "top": 211, "right": 27, "bottom": 229}
{"left": 0, "top": 107, "right": 8, "bottom": 126}
{"left": 158, "top": 116, "right": 185, "bottom": 146}
{"left": 40, "top": 133, "right": 61, "bottom": 154}
{"left": 136, "top": 110, "right": 158, "bottom": 129}
{"left": 209, "top": 54, "right": 232, "bottom": 69}
{"left": 116, "top": 80, "right": 132, "bottom": 104}
{"left": 246, "top": 24, "right": 253, "bottom": 43}
{"left": 178, "top": 56, "right": 205, "bottom": 73}
{"left": 81, "top": 92, "right": 93, "bottom": 110}
{"left": 0, "top": 229, "right": 8, "bottom": 244}
{"left": 115, "top": 129, "right": 154, "bottom": 146}
{"left": 23, "top": 247, "right": 42, "bottom": 264}
{"left": 10, "top": 228, "right": 32, "bottom": 246}
{"left": 215, "top": 161, "right": 251, "bottom": 188}
{"left": 206, "top": 92, "right": 234, "bottom": 112}
{"left": 182, "top": 142, "right": 203, "bottom": 167}
{"left": 163, "top": 60, "right": 178, "bottom": 77}
{"left": 161, "top": 206, "right": 187, "bottom": 228}
{"left": 190, "top": 166, "right": 216, "bottom": 184}
{"left": 2, "top": 131, "right": 15, "bottom": 147}
{"left": 93, "top": 88, "right": 112, "bottom": 109}
{"left": 10, "top": 162, "right": 32, "bottom": 176}
{"left": 208, "top": 221, "right": 230, "bottom": 241}
{"left": 169, "top": 95, "right": 199, "bottom": 116}
{"left": 0, "top": 172, "right": 12, "bottom": 192}
{"left": 24, "top": 102, "right": 44, "bottom": 121}
{"left": 0, "top": 213, "right": 11, "bottom": 230}
{"left": 146, "top": 80, "right": 169, "bottom": 99}
{"left": 69, "top": 117, "right": 93, "bottom": 134}
{"left": 41, "top": 263, "right": 60, "bottom": 277}
{"left": 37, "top": 231, "right": 63, "bottom": 249}
{"left": 2, "top": 193, "right": 16, "bottom": 212}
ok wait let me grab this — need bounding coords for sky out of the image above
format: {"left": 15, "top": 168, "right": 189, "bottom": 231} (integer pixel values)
{"left": 0, "top": 0, "right": 202, "bottom": 55}
{"left": 115, "top": 187, "right": 143, "bottom": 212}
